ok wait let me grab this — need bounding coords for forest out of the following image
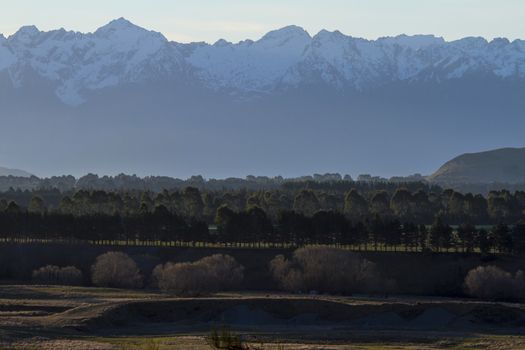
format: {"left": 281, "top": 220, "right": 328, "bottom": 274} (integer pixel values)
{"left": 0, "top": 178, "right": 524, "bottom": 254}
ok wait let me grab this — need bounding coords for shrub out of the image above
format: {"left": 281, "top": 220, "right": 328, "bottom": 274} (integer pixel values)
{"left": 153, "top": 262, "right": 209, "bottom": 295}
{"left": 464, "top": 265, "right": 525, "bottom": 300}
{"left": 207, "top": 326, "right": 253, "bottom": 350}
{"left": 269, "top": 246, "right": 386, "bottom": 295}
{"left": 198, "top": 254, "right": 244, "bottom": 290}
{"left": 91, "top": 251, "right": 143, "bottom": 289}
{"left": 153, "top": 254, "right": 244, "bottom": 296}
{"left": 32, "top": 265, "right": 83, "bottom": 285}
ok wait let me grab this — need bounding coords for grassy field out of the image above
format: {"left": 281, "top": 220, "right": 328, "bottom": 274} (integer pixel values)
{"left": 7, "top": 331, "right": 525, "bottom": 349}
{"left": 1, "top": 285, "right": 525, "bottom": 349}
{"left": 89, "top": 334, "right": 525, "bottom": 349}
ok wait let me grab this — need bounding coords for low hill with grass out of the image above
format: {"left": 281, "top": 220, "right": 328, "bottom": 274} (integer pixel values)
{"left": 429, "top": 147, "right": 525, "bottom": 184}
{"left": 0, "top": 166, "right": 32, "bottom": 177}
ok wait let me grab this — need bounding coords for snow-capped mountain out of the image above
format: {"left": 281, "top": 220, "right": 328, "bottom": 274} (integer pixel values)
{"left": 1, "top": 19, "right": 525, "bottom": 179}
{"left": 3, "top": 19, "right": 185, "bottom": 105}
{"left": 2, "top": 18, "right": 525, "bottom": 105}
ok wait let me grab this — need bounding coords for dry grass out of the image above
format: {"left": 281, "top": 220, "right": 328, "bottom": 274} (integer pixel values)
{"left": 1, "top": 285, "right": 525, "bottom": 349}
{"left": 13, "top": 335, "right": 525, "bottom": 350}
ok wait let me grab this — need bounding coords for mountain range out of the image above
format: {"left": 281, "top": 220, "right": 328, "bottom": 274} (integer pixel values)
{"left": 1, "top": 18, "right": 525, "bottom": 178}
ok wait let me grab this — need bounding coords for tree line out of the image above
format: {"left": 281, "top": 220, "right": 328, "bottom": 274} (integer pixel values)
{"left": 216, "top": 206, "right": 525, "bottom": 254}
{"left": 0, "top": 172, "right": 357, "bottom": 192}
{"left": 0, "top": 201, "right": 209, "bottom": 243}
{"left": 2, "top": 185, "right": 524, "bottom": 225}
{"left": 1, "top": 194, "right": 525, "bottom": 254}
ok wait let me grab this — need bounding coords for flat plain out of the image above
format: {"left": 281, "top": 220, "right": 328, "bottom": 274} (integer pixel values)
{"left": 1, "top": 285, "right": 525, "bottom": 349}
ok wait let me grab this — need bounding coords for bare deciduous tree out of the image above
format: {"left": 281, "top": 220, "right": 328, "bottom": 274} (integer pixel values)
{"left": 91, "top": 251, "right": 143, "bottom": 289}
{"left": 153, "top": 254, "right": 244, "bottom": 296}
{"left": 464, "top": 265, "right": 525, "bottom": 300}
{"left": 32, "top": 265, "right": 83, "bottom": 285}
{"left": 270, "top": 247, "right": 389, "bottom": 295}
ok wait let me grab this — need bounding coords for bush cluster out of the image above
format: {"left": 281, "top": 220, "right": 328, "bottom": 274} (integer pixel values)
{"left": 152, "top": 254, "right": 244, "bottom": 296}
{"left": 32, "top": 265, "right": 83, "bottom": 285}
{"left": 464, "top": 265, "right": 525, "bottom": 300}
{"left": 30, "top": 249, "right": 399, "bottom": 298}
{"left": 269, "top": 246, "right": 390, "bottom": 295}
{"left": 91, "top": 251, "right": 143, "bottom": 289}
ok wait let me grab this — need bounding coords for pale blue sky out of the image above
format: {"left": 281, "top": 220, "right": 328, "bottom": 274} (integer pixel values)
{"left": 0, "top": 0, "right": 523, "bottom": 43}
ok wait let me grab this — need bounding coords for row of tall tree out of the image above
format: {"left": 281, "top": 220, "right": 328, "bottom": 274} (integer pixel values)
{"left": 1, "top": 198, "right": 525, "bottom": 254}
{"left": 216, "top": 206, "right": 525, "bottom": 254}
{"left": 1, "top": 186, "right": 524, "bottom": 225}
{"left": 0, "top": 173, "right": 358, "bottom": 192}
{"left": 0, "top": 202, "right": 208, "bottom": 243}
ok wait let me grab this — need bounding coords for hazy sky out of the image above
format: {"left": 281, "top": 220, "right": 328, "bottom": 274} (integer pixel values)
{"left": 0, "top": 0, "right": 524, "bottom": 43}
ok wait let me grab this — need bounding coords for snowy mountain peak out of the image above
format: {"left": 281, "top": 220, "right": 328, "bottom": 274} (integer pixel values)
{"left": 213, "top": 38, "right": 231, "bottom": 47}
{"left": 489, "top": 37, "right": 511, "bottom": 46}
{"left": 95, "top": 17, "right": 137, "bottom": 32}
{"left": 378, "top": 34, "right": 445, "bottom": 49}
{"left": 262, "top": 25, "right": 310, "bottom": 40}
{"left": 94, "top": 17, "right": 167, "bottom": 42}
{"left": 453, "top": 37, "right": 488, "bottom": 49}
{"left": 313, "top": 29, "right": 346, "bottom": 39}
{"left": 1, "top": 20, "right": 525, "bottom": 106}
{"left": 9, "top": 25, "right": 41, "bottom": 45}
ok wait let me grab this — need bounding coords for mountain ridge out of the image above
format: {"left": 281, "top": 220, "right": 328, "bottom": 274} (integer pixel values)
{"left": 1, "top": 19, "right": 525, "bottom": 178}
{"left": 1, "top": 18, "right": 525, "bottom": 105}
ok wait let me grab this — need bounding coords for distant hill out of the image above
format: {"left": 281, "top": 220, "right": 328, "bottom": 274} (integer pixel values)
{"left": 429, "top": 147, "right": 525, "bottom": 184}
{"left": 0, "top": 167, "right": 33, "bottom": 177}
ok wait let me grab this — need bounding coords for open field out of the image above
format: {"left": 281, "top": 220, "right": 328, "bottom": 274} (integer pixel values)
{"left": 2, "top": 244, "right": 525, "bottom": 348}
{"left": 1, "top": 285, "right": 525, "bottom": 349}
